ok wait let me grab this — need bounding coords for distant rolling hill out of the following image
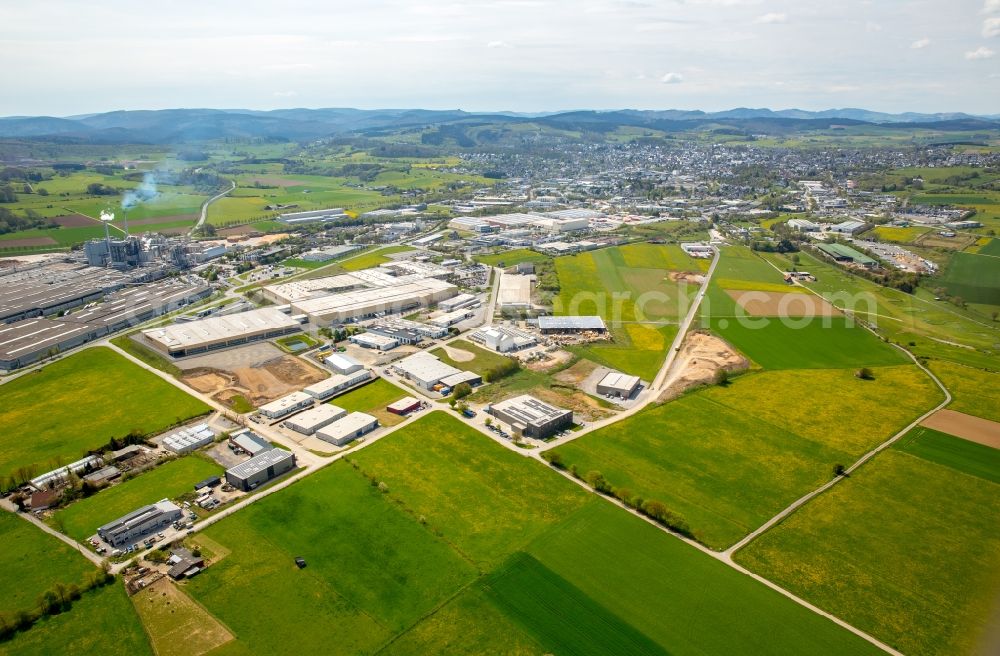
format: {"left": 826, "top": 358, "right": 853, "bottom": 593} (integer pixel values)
{"left": 0, "top": 107, "right": 996, "bottom": 144}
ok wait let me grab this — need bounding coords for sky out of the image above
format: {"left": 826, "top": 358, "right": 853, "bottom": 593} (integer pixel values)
{"left": 1, "top": 0, "right": 998, "bottom": 116}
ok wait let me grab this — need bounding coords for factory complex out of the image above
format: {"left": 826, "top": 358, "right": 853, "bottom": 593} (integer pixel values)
{"left": 140, "top": 307, "right": 303, "bottom": 357}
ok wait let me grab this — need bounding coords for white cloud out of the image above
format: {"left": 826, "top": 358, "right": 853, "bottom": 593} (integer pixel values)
{"left": 965, "top": 46, "right": 996, "bottom": 59}
{"left": 984, "top": 16, "right": 1000, "bottom": 37}
{"left": 272, "top": 90, "right": 297, "bottom": 97}
{"left": 910, "top": 38, "right": 931, "bottom": 49}
{"left": 865, "top": 21, "right": 882, "bottom": 32}
{"left": 661, "top": 72, "right": 684, "bottom": 84}
{"left": 984, "top": 0, "right": 1000, "bottom": 14}
{"left": 754, "top": 12, "right": 787, "bottom": 24}
{"left": 487, "top": 40, "right": 511, "bottom": 48}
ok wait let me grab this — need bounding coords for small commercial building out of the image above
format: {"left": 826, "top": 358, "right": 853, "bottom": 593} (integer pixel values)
{"left": 387, "top": 397, "right": 421, "bottom": 415}
{"left": 97, "top": 499, "right": 183, "bottom": 548}
{"left": 487, "top": 395, "right": 573, "bottom": 439}
{"left": 537, "top": 315, "right": 607, "bottom": 334}
{"left": 430, "top": 309, "right": 474, "bottom": 328}
{"left": 167, "top": 548, "right": 205, "bottom": 580}
{"left": 366, "top": 324, "right": 423, "bottom": 346}
{"left": 83, "top": 466, "right": 121, "bottom": 485}
{"left": 439, "top": 293, "right": 478, "bottom": 312}
{"left": 315, "top": 412, "right": 379, "bottom": 447}
{"left": 349, "top": 332, "right": 399, "bottom": 351}
{"left": 440, "top": 370, "right": 482, "bottom": 388}
{"left": 680, "top": 242, "right": 713, "bottom": 258}
{"left": 225, "top": 448, "right": 296, "bottom": 492}
{"left": 229, "top": 430, "right": 273, "bottom": 456}
{"left": 258, "top": 391, "right": 314, "bottom": 420}
{"left": 30, "top": 455, "right": 104, "bottom": 491}
{"left": 162, "top": 423, "right": 215, "bottom": 454}
{"left": 285, "top": 404, "right": 347, "bottom": 435}
{"left": 596, "top": 371, "right": 641, "bottom": 399}
{"left": 476, "top": 326, "right": 536, "bottom": 353}
{"left": 392, "top": 351, "right": 474, "bottom": 390}
{"left": 303, "top": 370, "right": 372, "bottom": 401}
{"left": 325, "top": 353, "right": 363, "bottom": 375}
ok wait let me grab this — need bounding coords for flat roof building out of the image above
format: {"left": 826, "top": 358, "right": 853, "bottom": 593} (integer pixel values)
{"left": 387, "top": 397, "right": 421, "bottom": 415}
{"left": 816, "top": 243, "right": 878, "bottom": 269}
{"left": 258, "top": 391, "right": 314, "bottom": 420}
{"left": 290, "top": 279, "right": 457, "bottom": 325}
{"left": 141, "top": 308, "right": 301, "bottom": 357}
{"left": 284, "top": 404, "right": 347, "bottom": 435}
{"left": 97, "top": 499, "right": 182, "bottom": 548}
{"left": 315, "top": 412, "right": 379, "bottom": 447}
{"left": 537, "top": 315, "right": 607, "bottom": 334}
{"left": 392, "top": 351, "right": 472, "bottom": 390}
{"left": 303, "top": 369, "right": 372, "bottom": 400}
{"left": 596, "top": 371, "right": 641, "bottom": 400}
{"left": 324, "top": 353, "right": 363, "bottom": 375}
{"left": 349, "top": 332, "right": 398, "bottom": 351}
{"left": 229, "top": 429, "right": 273, "bottom": 456}
{"left": 497, "top": 273, "right": 533, "bottom": 310}
{"left": 225, "top": 448, "right": 296, "bottom": 492}
{"left": 487, "top": 395, "right": 573, "bottom": 439}
{"left": 162, "top": 423, "right": 215, "bottom": 454}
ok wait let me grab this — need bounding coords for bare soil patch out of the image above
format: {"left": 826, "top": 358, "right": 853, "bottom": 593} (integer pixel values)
{"left": 525, "top": 348, "right": 574, "bottom": 372}
{"left": 0, "top": 236, "right": 58, "bottom": 247}
{"left": 659, "top": 331, "right": 749, "bottom": 401}
{"left": 51, "top": 213, "right": 97, "bottom": 227}
{"left": 441, "top": 345, "right": 475, "bottom": 362}
{"left": 553, "top": 358, "right": 599, "bottom": 385}
{"left": 921, "top": 409, "right": 1000, "bottom": 449}
{"left": 182, "top": 355, "right": 328, "bottom": 407}
{"left": 218, "top": 225, "right": 261, "bottom": 237}
{"left": 669, "top": 271, "right": 706, "bottom": 284}
{"left": 726, "top": 289, "right": 842, "bottom": 317}
{"left": 533, "top": 385, "right": 615, "bottom": 423}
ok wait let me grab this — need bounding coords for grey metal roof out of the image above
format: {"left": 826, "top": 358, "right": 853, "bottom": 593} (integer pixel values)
{"left": 226, "top": 448, "right": 295, "bottom": 480}
{"left": 537, "top": 315, "right": 607, "bottom": 330}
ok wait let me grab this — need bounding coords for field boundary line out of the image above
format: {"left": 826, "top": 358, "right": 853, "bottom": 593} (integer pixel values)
{"left": 539, "top": 463, "right": 905, "bottom": 656}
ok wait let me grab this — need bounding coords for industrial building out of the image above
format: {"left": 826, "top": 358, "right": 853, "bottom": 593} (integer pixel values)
{"left": 304, "top": 369, "right": 372, "bottom": 400}
{"left": 349, "top": 332, "right": 398, "bottom": 351}
{"left": 787, "top": 218, "right": 821, "bottom": 232}
{"left": 284, "top": 404, "right": 347, "bottom": 435}
{"left": 141, "top": 307, "right": 302, "bottom": 357}
{"left": 30, "top": 455, "right": 104, "bottom": 491}
{"left": 439, "top": 293, "right": 478, "bottom": 312}
{"left": 392, "top": 351, "right": 478, "bottom": 390}
{"left": 816, "top": 243, "right": 878, "bottom": 269}
{"left": 472, "top": 326, "right": 536, "bottom": 353}
{"left": 300, "top": 244, "right": 364, "bottom": 262}
{"left": 315, "top": 412, "right": 379, "bottom": 446}
{"left": 97, "top": 499, "right": 183, "bottom": 548}
{"left": 0, "top": 279, "right": 210, "bottom": 371}
{"left": 497, "top": 273, "right": 533, "bottom": 310}
{"left": 225, "top": 448, "right": 296, "bottom": 491}
{"left": 366, "top": 324, "right": 424, "bottom": 346}
{"left": 680, "top": 242, "right": 713, "bottom": 258}
{"left": 324, "top": 353, "right": 363, "bottom": 375}
{"left": 229, "top": 430, "right": 273, "bottom": 456}
{"left": 258, "top": 391, "right": 314, "bottom": 420}
{"left": 278, "top": 208, "right": 350, "bottom": 225}
{"left": 487, "top": 395, "right": 573, "bottom": 439}
{"left": 596, "top": 371, "right": 642, "bottom": 399}
{"left": 440, "top": 370, "right": 482, "bottom": 388}
{"left": 290, "top": 279, "right": 457, "bottom": 325}
{"left": 429, "top": 309, "right": 474, "bottom": 328}
{"left": 387, "top": 397, "right": 421, "bottom": 415}
{"left": 537, "top": 316, "right": 607, "bottom": 334}
{"left": 162, "top": 423, "right": 215, "bottom": 454}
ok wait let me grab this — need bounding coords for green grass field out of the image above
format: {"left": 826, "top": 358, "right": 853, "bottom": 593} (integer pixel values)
{"left": 0, "top": 584, "right": 151, "bottom": 656}
{"left": 941, "top": 251, "right": 1000, "bottom": 306}
{"left": 867, "top": 225, "right": 930, "bottom": 243}
{"left": 327, "top": 378, "right": 408, "bottom": 426}
{"left": 895, "top": 425, "right": 1000, "bottom": 484}
{"left": 350, "top": 412, "right": 590, "bottom": 568}
{"left": 431, "top": 339, "right": 516, "bottom": 376}
{"left": 979, "top": 238, "right": 1000, "bottom": 256}
{"left": 482, "top": 552, "right": 668, "bottom": 656}
{"left": 52, "top": 456, "right": 222, "bottom": 542}
{"left": 0, "top": 512, "right": 97, "bottom": 618}
{"left": 339, "top": 245, "right": 415, "bottom": 272}
{"left": 474, "top": 248, "right": 550, "bottom": 267}
{"left": 526, "top": 502, "right": 882, "bottom": 656}
{"left": 0, "top": 347, "right": 210, "bottom": 485}
{"left": 551, "top": 365, "right": 938, "bottom": 549}
{"left": 735, "top": 449, "right": 1000, "bottom": 656}
{"left": 927, "top": 360, "right": 1000, "bottom": 422}
{"left": 554, "top": 244, "right": 701, "bottom": 379}
{"left": 712, "top": 245, "right": 787, "bottom": 289}
{"left": 707, "top": 316, "right": 909, "bottom": 369}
